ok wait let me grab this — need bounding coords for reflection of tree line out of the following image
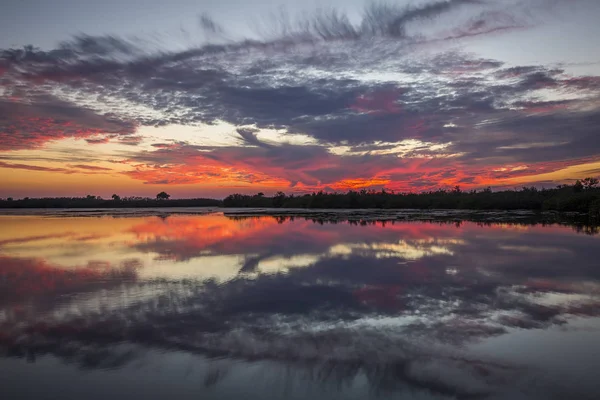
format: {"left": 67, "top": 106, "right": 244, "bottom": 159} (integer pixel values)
{"left": 226, "top": 214, "right": 600, "bottom": 235}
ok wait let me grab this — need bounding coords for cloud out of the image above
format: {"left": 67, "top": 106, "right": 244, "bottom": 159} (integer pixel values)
{"left": 0, "top": 161, "right": 69, "bottom": 173}
{"left": 85, "top": 136, "right": 112, "bottom": 144}
{"left": 69, "top": 164, "right": 113, "bottom": 171}
{"left": 117, "top": 135, "right": 144, "bottom": 146}
{"left": 236, "top": 127, "right": 267, "bottom": 147}
{"left": 0, "top": 1, "right": 599, "bottom": 190}
{"left": 0, "top": 160, "right": 116, "bottom": 175}
{"left": 440, "top": 10, "right": 526, "bottom": 40}
{"left": 121, "top": 136, "right": 563, "bottom": 191}
{"left": 0, "top": 97, "right": 136, "bottom": 151}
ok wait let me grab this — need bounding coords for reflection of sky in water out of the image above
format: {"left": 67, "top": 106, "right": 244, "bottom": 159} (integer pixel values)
{"left": 1, "top": 213, "right": 600, "bottom": 399}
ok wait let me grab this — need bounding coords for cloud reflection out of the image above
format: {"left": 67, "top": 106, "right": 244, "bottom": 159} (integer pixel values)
{"left": 0, "top": 212, "right": 599, "bottom": 398}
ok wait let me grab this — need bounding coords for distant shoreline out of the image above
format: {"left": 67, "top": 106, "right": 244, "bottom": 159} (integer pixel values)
{"left": 1, "top": 183, "right": 599, "bottom": 216}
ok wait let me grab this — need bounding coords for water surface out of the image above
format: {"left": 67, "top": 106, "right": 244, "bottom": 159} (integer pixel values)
{"left": 1, "top": 210, "right": 599, "bottom": 399}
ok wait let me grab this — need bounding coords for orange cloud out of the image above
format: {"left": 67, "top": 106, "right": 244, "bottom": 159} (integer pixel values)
{"left": 331, "top": 178, "right": 391, "bottom": 190}
{"left": 118, "top": 139, "right": 600, "bottom": 195}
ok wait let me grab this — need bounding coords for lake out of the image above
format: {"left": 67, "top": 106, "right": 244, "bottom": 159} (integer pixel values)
{"left": 1, "top": 209, "right": 599, "bottom": 400}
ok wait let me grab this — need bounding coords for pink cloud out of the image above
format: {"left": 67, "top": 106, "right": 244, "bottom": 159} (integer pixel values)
{"left": 350, "top": 89, "right": 403, "bottom": 115}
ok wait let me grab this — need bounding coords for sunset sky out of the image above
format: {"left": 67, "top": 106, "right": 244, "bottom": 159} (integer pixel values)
{"left": 1, "top": 0, "right": 600, "bottom": 198}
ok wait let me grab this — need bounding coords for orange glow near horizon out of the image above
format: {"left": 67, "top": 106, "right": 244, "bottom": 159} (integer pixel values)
{"left": 2, "top": 158, "right": 599, "bottom": 198}
{"left": 0, "top": 132, "right": 599, "bottom": 198}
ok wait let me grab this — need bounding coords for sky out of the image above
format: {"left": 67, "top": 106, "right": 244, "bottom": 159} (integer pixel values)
{"left": 1, "top": 0, "right": 600, "bottom": 199}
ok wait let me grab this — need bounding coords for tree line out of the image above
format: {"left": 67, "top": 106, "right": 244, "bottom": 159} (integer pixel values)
{"left": 223, "top": 178, "right": 600, "bottom": 216}
{"left": 1, "top": 178, "right": 599, "bottom": 216}
{"left": 0, "top": 192, "right": 220, "bottom": 209}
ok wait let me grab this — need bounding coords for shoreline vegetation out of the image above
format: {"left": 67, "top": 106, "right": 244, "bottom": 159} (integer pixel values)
{"left": 1, "top": 179, "right": 599, "bottom": 217}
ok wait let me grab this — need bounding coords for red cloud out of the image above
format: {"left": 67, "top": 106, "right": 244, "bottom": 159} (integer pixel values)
{"left": 119, "top": 140, "right": 600, "bottom": 193}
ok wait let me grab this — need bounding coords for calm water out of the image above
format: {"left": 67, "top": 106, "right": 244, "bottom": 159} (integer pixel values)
{"left": 1, "top": 210, "right": 599, "bottom": 400}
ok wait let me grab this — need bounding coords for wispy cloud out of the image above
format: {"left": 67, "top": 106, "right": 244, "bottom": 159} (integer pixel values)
{"left": 68, "top": 164, "right": 113, "bottom": 171}
{"left": 0, "top": 161, "right": 69, "bottom": 173}
{"left": 0, "top": 1, "right": 599, "bottom": 192}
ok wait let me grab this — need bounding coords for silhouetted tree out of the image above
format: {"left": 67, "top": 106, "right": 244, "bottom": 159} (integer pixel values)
{"left": 112, "top": 194, "right": 121, "bottom": 201}
{"left": 590, "top": 199, "right": 600, "bottom": 219}
{"left": 582, "top": 177, "right": 599, "bottom": 190}
{"left": 273, "top": 191, "right": 286, "bottom": 207}
{"left": 2, "top": 182, "right": 599, "bottom": 213}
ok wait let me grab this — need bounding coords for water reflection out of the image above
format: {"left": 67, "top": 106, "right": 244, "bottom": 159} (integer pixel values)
{"left": 1, "top": 212, "right": 600, "bottom": 399}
